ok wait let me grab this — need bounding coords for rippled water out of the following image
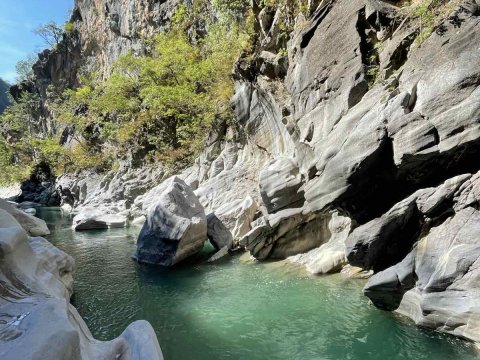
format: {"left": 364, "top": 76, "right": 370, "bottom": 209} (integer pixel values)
{"left": 38, "top": 207, "right": 478, "bottom": 360}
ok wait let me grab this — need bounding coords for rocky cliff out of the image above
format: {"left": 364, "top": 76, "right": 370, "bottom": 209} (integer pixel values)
{"left": 10, "top": 0, "right": 480, "bottom": 351}
{"left": 0, "top": 78, "right": 9, "bottom": 113}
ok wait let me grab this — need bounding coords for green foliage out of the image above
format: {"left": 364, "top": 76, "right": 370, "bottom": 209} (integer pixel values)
{"left": 0, "top": 93, "right": 42, "bottom": 183}
{"left": 51, "top": 7, "right": 248, "bottom": 170}
{"left": 212, "top": 0, "right": 249, "bottom": 21}
{"left": 403, "top": 0, "right": 462, "bottom": 44}
{"left": 0, "top": 136, "right": 31, "bottom": 185}
{"left": 367, "top": 65, "right": 381, "bottom": 88}
{"left": 15, "top": 55, "right": 37, "bottom": 83}
{"left": 64, "top": 21, "right": 75, "bottom": 34}
{"left": 0, "top": 4, "right": 249, "bottom": 183}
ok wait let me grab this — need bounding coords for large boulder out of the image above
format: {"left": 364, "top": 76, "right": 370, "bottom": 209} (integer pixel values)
{"left": 211, "top": 196, "right": 258, "bottom": 242}
{"left": 0, "top": 198, "right": 50, "bottom": 236}
{"left": 206, "top": 213, "right": 234, "bottom": 250}
{"left": 0, "top": 207, "right": 164, "bottom": 360}
{"left": 134, "top": 177, "right": 207, "bottom": 266}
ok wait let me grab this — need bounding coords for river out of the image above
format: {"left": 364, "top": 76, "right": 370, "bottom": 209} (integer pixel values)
{"left": 37, "top": 207, "right": 478, "bottom": 360}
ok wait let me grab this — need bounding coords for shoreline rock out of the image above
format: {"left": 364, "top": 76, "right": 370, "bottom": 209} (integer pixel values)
{"left": 0, "top": 198, "right": 50, "bottom": 236}
{"left": 0, "top": 206, "right": 164, "bottom": 360}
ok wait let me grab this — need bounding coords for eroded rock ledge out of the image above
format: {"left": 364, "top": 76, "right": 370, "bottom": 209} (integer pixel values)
{"left": 347, "top": 172, "right": 480, "bottom": 343}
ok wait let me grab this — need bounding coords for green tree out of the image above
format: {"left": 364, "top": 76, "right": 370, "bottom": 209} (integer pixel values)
{"left": 34, "top": 21, "right": 63, "bottom": 47}
{"left": 15, "top": 55, "right": 37, "bottom": 83}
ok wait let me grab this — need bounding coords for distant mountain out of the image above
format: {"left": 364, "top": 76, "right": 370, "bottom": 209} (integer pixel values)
{"left": 0, "top": 78, "right": 10, "bottom": 113}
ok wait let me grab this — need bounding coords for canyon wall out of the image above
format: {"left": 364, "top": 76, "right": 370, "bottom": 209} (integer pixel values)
{"left": 13, "top": 0, "right": 480, "bottom": 347}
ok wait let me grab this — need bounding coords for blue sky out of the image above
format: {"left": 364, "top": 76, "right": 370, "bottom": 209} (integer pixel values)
{"left": 0, "top": 0, "right": 74, "bottom": 84}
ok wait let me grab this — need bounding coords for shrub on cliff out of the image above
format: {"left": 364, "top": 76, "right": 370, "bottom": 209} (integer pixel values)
{"left": 0, "top": 3, "right": 248, "bottom": 182}
{"left": 53, "top": 15, "right": 247, "bottom": 169}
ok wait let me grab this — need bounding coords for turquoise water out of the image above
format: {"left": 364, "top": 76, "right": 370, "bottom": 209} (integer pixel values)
{"left": 38, "top": 207, "right": 478, "bottom": 360}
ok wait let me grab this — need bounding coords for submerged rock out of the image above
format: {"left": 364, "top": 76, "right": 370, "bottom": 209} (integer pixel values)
{"left": 134, "top": 177, "right": 207, "bottom": 266}
{"left": 0, "top": 206, "right": 164, "bottom": 360}
{"left": 207, "top": 246, "right": 230, "bottom": 263}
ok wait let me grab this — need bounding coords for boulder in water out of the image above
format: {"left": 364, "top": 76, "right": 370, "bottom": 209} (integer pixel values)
{"left": 134, "top": 176, "right": 207, "bottom": 266}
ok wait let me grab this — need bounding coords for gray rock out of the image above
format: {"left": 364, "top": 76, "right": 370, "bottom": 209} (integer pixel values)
{"left": 259, "top": 157, "right": 305, "bottom": 213}
{"left": 288, "top": 212, "right": 353, "bottom": 274}
{"left": 240, "top": 207, "right": 331, "bottom": 260}
{"left": 134, "top": 177, "right": 207, "bottom": 266}
{"left": 345, "top": 194, "right": 420, "bottom": 272}
{"left": 346, "top": 174, "right": 474, "bottom": 272}
{"left": 212, "top": 196, "right": 258, "bottom": 242}
{"left": 72, "top": 209, "right": 128, "bottom": 231}
{"left": 207, "top": 246, "right": 230, "bottom": 263}
{"left": 0, "top": 198, "right": 50, "bottom": 236}
{"left": 358, "top": 170, "right": 480, "bottom": 343}
{"left": 365, "top": 207, "right": 480, "bottom": 343}
{"left": 206, "top": 213, "right": 233, "bottom": 250}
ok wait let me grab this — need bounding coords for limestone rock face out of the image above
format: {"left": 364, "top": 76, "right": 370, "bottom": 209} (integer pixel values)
{"left": 65, "top": 166, "right": 165, "bottom": 218}
{"left": 259, "top": 157, "right": 305, "bottom": 213}
{"left": 240, "top": 208, "right": 331, "bottom": 260}
{"left": 0, "top": 208, "right": 163, "bottom": 360}
{"left": 345, "top": 193, "right": 421, "bottom": 272}
{"left": 74, "top": 0, "right": 181, "bottom": 79}
{"left": 347, "top": 171, "right": 480, "bottom": 343}
{"left": 288, "top": 212, "right": 353, "bottom": 274}
{"left": 346, "top": 174, "right": 473, "bottom": 272}
{"left": 134, "top": 177, "right": 207, "bottom": 266}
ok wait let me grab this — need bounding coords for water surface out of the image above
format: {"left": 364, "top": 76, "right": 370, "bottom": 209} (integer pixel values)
{"left": 38, "top": 207, "right": 478, "bottom": 360}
